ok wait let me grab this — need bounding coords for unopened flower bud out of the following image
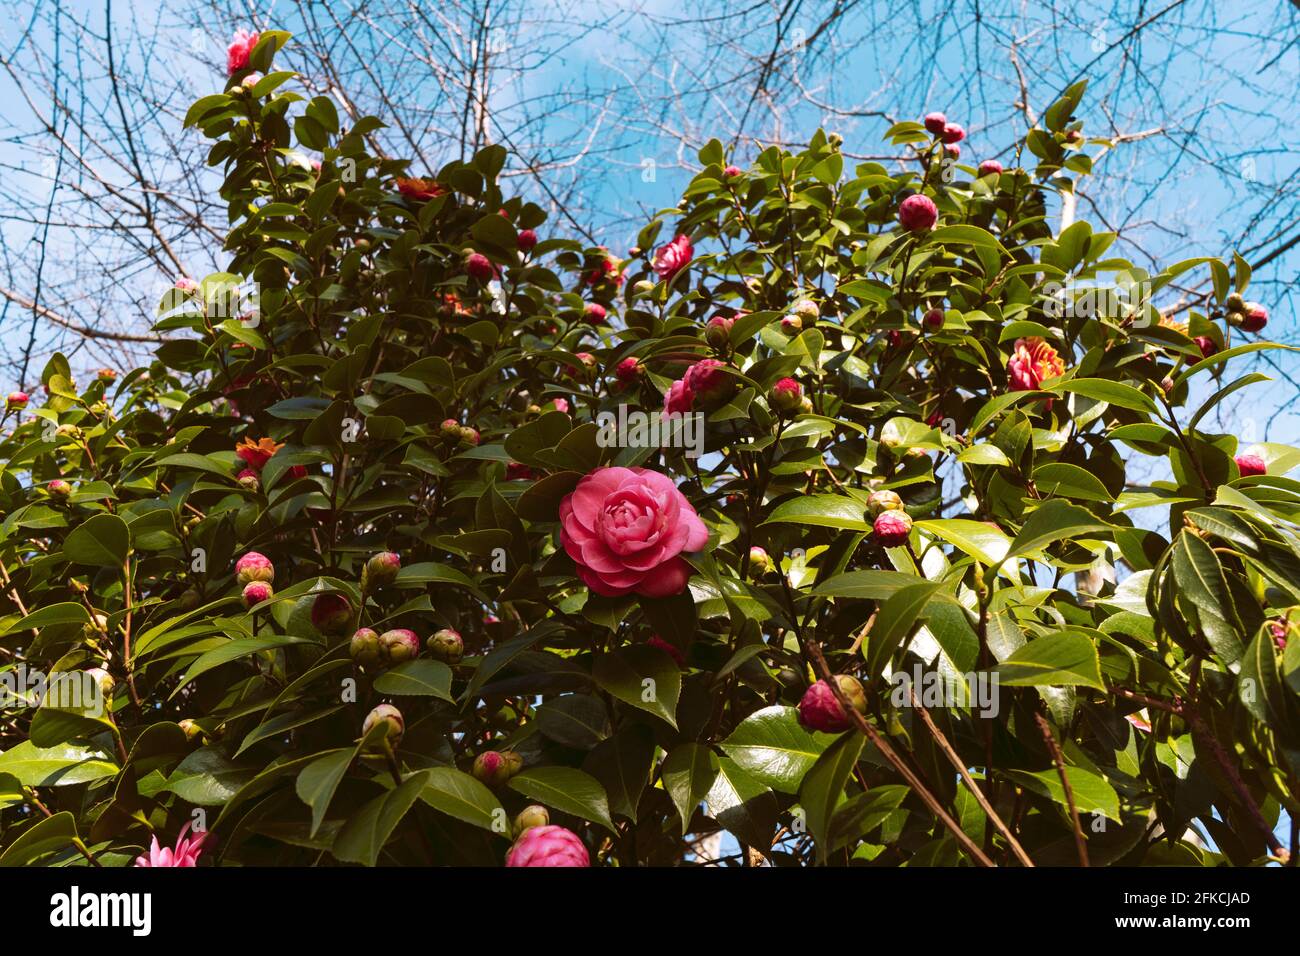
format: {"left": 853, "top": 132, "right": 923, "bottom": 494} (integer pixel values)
{"left": 472, "top": 750, "right": 515, "bottom": 786}
{"left": 364, "top": 551, "right": 401, "bottom": 588}
{"left": 427, "top": 628, "right": 464, "bottom": 665}
{"left": 514, "top": 804, "right": 550, "bottom": 837}
{"left": 84, "top": 667, "right": 114, "bottom": 698}
{"left": 748, "top": 545, "right": 773, "bottom": 576}
{"left": 235, "top": 552, "right": 275, "bottom": 585}
{"left": 350, "top": 627, "right": 382, "bottom": 667}
{"left": 867, "top": 489, "right": 903, "bottom": 516}
{"left": 874, "top": 510, "right": 913, "bottom": 547}
{"left": 47, "top": 479, "right": 72, "bottom": 499}
{"left": 242, "top": 581, "right": 273, "bottom": 608}
{"left": 769, "top": 377, "right": 802, "bottom": 414}
{"left": 379, "top": 628, "right": 420, "bottom": 664}
{"left": 362, "top": 703, "right": 404, "bottom": 751}
{"left": 6, "top": 391, "right": 28, "bottom": 410}
{"left": 178, "top": 718, "right": 202, "bottom": 741}
{"left": 310, "top": 592, "right": 353, "bottom": 636}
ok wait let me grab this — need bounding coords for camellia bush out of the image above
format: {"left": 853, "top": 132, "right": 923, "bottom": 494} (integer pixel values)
{"left": 0, "top": 31, "right": 1297, "bottom": 867}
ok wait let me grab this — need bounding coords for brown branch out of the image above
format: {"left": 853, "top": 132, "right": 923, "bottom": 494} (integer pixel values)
{"left": 1033, "top": 710, "right": 1089, "bottom": 866}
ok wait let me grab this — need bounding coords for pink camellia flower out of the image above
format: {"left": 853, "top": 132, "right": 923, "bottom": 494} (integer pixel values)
{"left": 396, "top": 177, "right": 446, "bottom": 202}
{"left": 797, "top": 676, "right": 867, "bottom": 734}
{"left": 575, "top": 352, "right": 598, "bottom": 371}
{"left": 898, "top": 194, "right": 938, "bottom": 231}
{"left": 552, "top": 398, "right": 570, "bottom": 414}
{"left": 646, "top": 636, "right": 686, "bottom": 668}
{"left": 134, "top": 822, "right": 212, "bottom": 867}
{"left": 923, "top": 112, "right": 947, "bottom": 135}
{"left": 1193, "top": 336, "right": 1218, "bottom": 358}
{"left": 723, "top": 165, "right": 742, "bottom": 178}
{"left": 1235, "top": 453, "right": 1267, "bottom": 478}
{"left": 941, "top": 123, "right": 965, "bottom": 144}
{"left": 923, "top": 307, "right": 944, "bottom": 330}
{"left": 977, "top": 160, "right": 1003, "bottom": 177}
{"left": 1240, "top": 303, "right": 1268, "bottom": 333}
{"left": 174, "top": 276, "right": 199, "bottom": 293}
{"left": 653, "top": 235, "right": 693, "bottom": 281}
{"left": 615, "top": 357, "right": 643, "bottom": 387}
{"left": 584, "top": 302, "right": 607, "bottom": 324}
{"left": 1270, "top": 619, "right": 1288, "bottom": 650}
{"left": 242, "top": 581, "right": 273, "bottom": 608}
{"left": 6, "top": 391, "right": 28, "bottom": 410}
{"left": 874, "top": 510, "right": 913, "bottom": 548}
{"left": 1007, "top": 337, "right": 1064, "bottom": 391}
{"left": 505, "top": 824, "right": 590, "bottom": 867}
{"left": 559, "top": 466, "right": 709, "bottom": 598}
{"left": 226, "top": 29, "right": 260, "bottom": 77}
{"left": 466, "top": 252, "right": 495, "bottom": 280}
{"left": 517, "top": 229, "right": 538, "bottom": 252}
{"left": 235, "top": 551, "right": 274, "bottom": 585}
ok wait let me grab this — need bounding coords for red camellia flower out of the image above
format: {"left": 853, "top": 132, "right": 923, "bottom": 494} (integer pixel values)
{"left": 396, "top": 177, "right": 445, "bottom": 201}
{"left": 941, "top": 122, "right": 965, "bottom": 144}
{"left": 797, "top": 676, "right": 867, "bottom": 733}
{"left": 584, "top": 302, "right": 607, "bottom": 324}
{"left": 898, "top": 194, "right": 938, "bottom": 231}
{"left": 874, "top": 510, "right": 913, "bottom": 548}
{"left": 517, "top": 229, "right": 538, "bottom": 251}
{"left": 770, "top": 376, "right": 802, "bottom": 414}
{"left": 1235, "top": 453, "right": 1266, "bottom": 477}
{"left": 923, "top": 112, "right": 947, "bottom": 135}
{"left": 977, "top": 160, "right": 1003, "bottom": 177}
{"left": 1193, "top": 336, "right": 1218, "bottom": 358}
{"left": 505, "top": 824, "right": 590, "bottom": 867}
{"left": 226, "top": 29, "right": 260, "bottom": 76}
{"left": 310, "top": 592, "right": 353, "bottom": 635}
{"left": 559, "top": 466, "right": 708, "bottom": 597}
{"left": 235, "top": 551, "right": 274, "bottom": 585}
{"left": 653, "top": 235, "right": 693, "bottom": 281}
{"left": 723, "top": 165, "right": 742, "bottom": 178}
{"left": 923, "top": 307, "right": 944, "bottom": 330}
{"left": 6, "top": 391, "right": 28, "bottom": 410}
{"left": 506, "top": 462, "right": 536, "bottom": 481}
{"left": 235, "top": 436, "right": 284, "bottom": 471}
{"left": 1007, "top": 337, "right": 1065, "bottom": 391}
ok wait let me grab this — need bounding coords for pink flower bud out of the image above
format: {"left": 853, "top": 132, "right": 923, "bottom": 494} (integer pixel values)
{"left": 923, "top": 307, "right": 944, "bottom": 330}
{"left": 440, "top": 419, "right": 462, "bottom": 441}
{"left": 310, "top": 592, "right": 353, "bottom": 636}
{"left": 867, "top": 489, "right": 903, "bottom": 516}
{"left": 797, "top": 675, "right": 867, "bottom": 733}
{"left": 364, "top": 551, "right": 401, "bottom": 588}
{"left": 923, "top": 112, "right": 947, "bottom": 135}
{"left": 466, "top": 252, "right": 495, "bottom": 280}
{"left": 1240, "top": 303, "right": 1268, "bottom": 333}
{"left": 505, "top": 824, "right": 589, "bottom": 867}
{"left": 517, "top": 229, "right": 538, "bottom": 252}
{"left": 584, "top": 302, "right": 607, "bottom": 324}
{"left": 769, "top": 377, "right": 802, "bottom": 414}
{"left": 427, "top": 628, "right": 464, "bottom": 665}
{"left": 748, "top": 545, "right": 773, "bottom": 575}
{"left": 614, "top": 357, "right": 643, "bottom": 387}
{"left": 898, "top": 194, "right": 938, "bottom": 231}
{"left": 472, "top": 750, "right": 517, "bottom": 787}
{"left": 47, "top": 479, "right": 71, "bottom": 498}
{"left": 459, "top": 425, "right": 480, "bottom": 446}
{"left": 1194, "top": 336, "right": 1218, "bottom": 358}
{"left": 6, "top": 391, "right": 28, "bottom": 410}
{"left": 237, "top": 468, "right": 260, "bottom": 491}
{"left": 362, "top": 703, "right": 404, "bottom": 751}
{"left": 242, "top": 581, "right": 273, "bottom": 608}
{"left": 705, "top": 314, "right": 735, "bottom": 348}
{"left": 350, "top": 628, "right": 382, "bottom": 667}
{"left": 174, "top": 276, "right": 199, "bottom": 293}
{"left": 235, "top": 552, "right": 275, "bottom": 585}
{"left": 977, "top": 160, "right": 1003, "bottom": 177}
{"left": 1235, "top": 453, "right": 1267, "bottom": 478}
{"left": 723, "top": 165, "right": 742, "bottom": 178}
{"left": 874, "top": 510, "right": 913, "bottom": 547}
{"left": 941, "top": 123, "right": 965, "bottom": 144}
{"left": 944, "top": 143, "right": 961, "bottom": 160}
{"left": 379, "top": 628, "right": 420, "bottom": 664}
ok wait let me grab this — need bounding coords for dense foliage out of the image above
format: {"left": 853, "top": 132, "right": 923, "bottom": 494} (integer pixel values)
{"left": 0, "top": 32, "right": 1296, "bottom": 867}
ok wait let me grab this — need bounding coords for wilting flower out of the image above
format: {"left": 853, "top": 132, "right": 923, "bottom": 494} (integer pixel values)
{"left": 235, "top": 436, "right": 283, "bottom": 471}
{"left": 134, "top": 822, "right": 212, "bottom": 867}
{"left": 1007, "top": 337, "right": 1064, "bottom": 391}
{"left": 559, "top": 466, "right": 709, "bottom": 598}
{"left": 653, "top": 235, "right": 693, "bottom": 281}
{"left": 226, "top": 29, "right": 260, "bottom": 77}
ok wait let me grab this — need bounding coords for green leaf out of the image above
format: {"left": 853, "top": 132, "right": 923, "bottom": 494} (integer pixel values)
{"left": 1032, "top": 463, "right": 1113, "bottom": 502}
{"left": 661, "top": 743, "right": 719, "bottom": 835}
{"left": 582, "top": 725, "right": 655, "bottom": 823}
{"left": 1009, "top": 766, "right": 1120, "bottom": 822}
{"left": 419, "top": 767, "right": 505, "bottom": 834}
{"left": 916, "top": 519, "right": 1011, "bottom": 566}
{"left": 161, "top": 747, "right": 256, "bottom": 805}
{"left": 705, "top": 757, "right": 780, "bottom": 848}
{"left": 3, "top": 602, "right": 91, "bottom": 635}
{"left": 0, "top": 741, "right": 118, "bottom": 787}
{"left": 719, "top": 705, "right": 831, "bottom": 793}
{"left": 296, "top": 749, "right": 356, "bottom": 838}
{"left": 1238, "top": 630, "right": 1288, "bottom": 728}
{"left": 508, "top": 766, "right": 615, "bottom": 832}
{"left": 799, "top": 731, "right": 865, "bottom": 862}
{"left": 173, "top": 635, "right": 315, "bottom": 696}
{"left": 1055, "top": 378, "right": 1158, "bottom": 413}
{"left": 591, "top": 645, "right": 681, "bottom": 728}
{"left": 996, "top": 631, "right": 1105, "bottom": 689}
{"left": 1007, "top": 500, "right": 1113, "bottom": 559}
{"left": 372, "top": 659, "right": 454, "bottom": 701}
{"left": 865, "top": 581, "right": 943, "bottom": 679}
{"left": 535, "top": 694, "right": 611, "bottom": 749}
{"left": 0, "top": 811, "right": 79, "bottom": 866}
{"left": 63, "top": 513, "right": 130, "bottom": 567}
{"left": 332, "top": 770, "right": 430, "bottom": 866}
{"left": 763, "top": 494, "right": 869, "bottom": 530}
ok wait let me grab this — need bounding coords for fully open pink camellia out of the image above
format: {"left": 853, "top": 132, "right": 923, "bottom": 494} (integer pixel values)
{"left": 1007, "top": 337, "right": 1064, "bottom": 391}
{"left": 560, "top": 466, "right": 708, "bottom": 597}
{"left": 663, "top": 357, "right": 733, "bottom": 415}
{"left": 226, "top": 29, "right": 260, "bottom": 77}
{"left": 505, "top": 824, "right": 590, "bottom": 867}
{"left": 653, "top": 234, "right": 693, "bottom": 281}
{"left": 134, "top": 822, "right": 211, "bottom": 867}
